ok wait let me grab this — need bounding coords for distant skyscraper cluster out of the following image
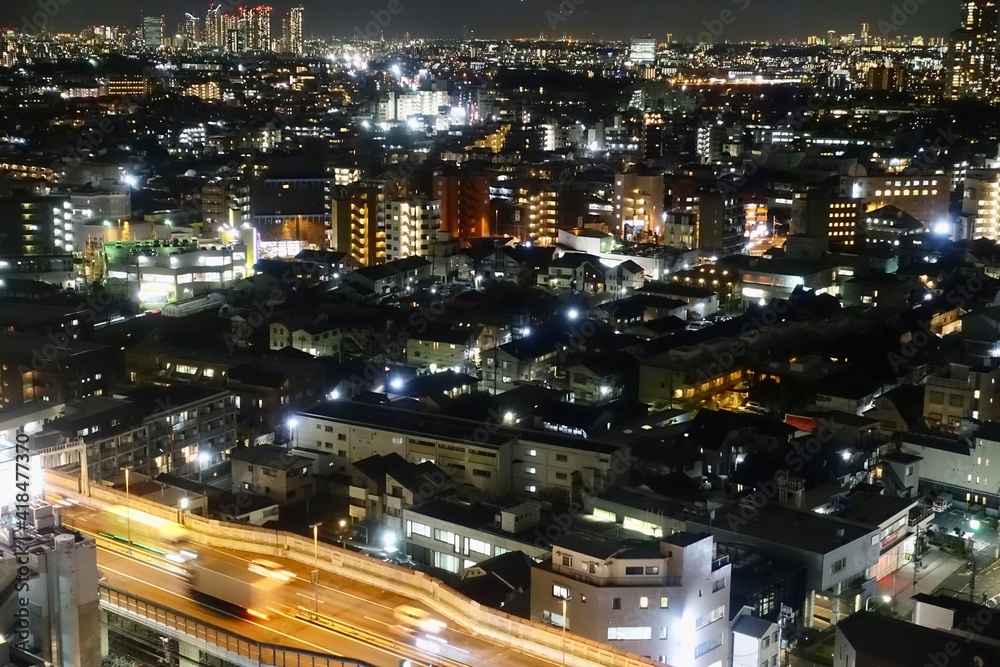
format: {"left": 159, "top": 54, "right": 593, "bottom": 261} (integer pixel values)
{"left": 947, "top": 0, "right": 1000, "bottom": 101}
{"left": 143, "top": 4, "right": 305, "bottom": 53}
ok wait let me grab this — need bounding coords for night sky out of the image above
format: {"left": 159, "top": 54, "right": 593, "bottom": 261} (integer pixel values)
{"left": 7, "top": 0, "right": 961, "bottom": 41}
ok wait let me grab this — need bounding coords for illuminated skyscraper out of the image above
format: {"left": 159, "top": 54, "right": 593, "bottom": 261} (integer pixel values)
{"left": 289, "top": 6, "right": 304, "bottom": 54}
{"left": 141, "top": 14, "right": 164, "bottom": 49}
{"left": 629, "top": 37, "right": 656, "bottom": 65}
{"left": 205, "top": 4, "right": 225, "bottom": 48}
{"left": 181, "top": 13, "right": 199, "bottom": 48}
{"left": 947, "top": 0, "right": 999, "bottom": 101}
{"left": 241, "top": 5, "right": 272, "bottom": 52}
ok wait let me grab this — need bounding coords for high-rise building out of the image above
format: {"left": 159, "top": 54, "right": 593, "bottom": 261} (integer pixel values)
{"left": 947, "top": 1, "right": 999, "bottom": 101}
{"left": 629, "top": 37, "right": 656, "bottom": 65}
{"left": 288, "top": 6, "right": 304, "bottom": 54}
{"left": 205, "top": 4, "right": 225, "bottom": 48}
{"left": 241, "top": 5, "right": 272, "bottom": 52}
{"left": 345, "top": 182, "right": 387, "bottom": 267}
{"left": 433, "top": 171, "right": 491, "bottom": 243}
{"left": 181, "top": 13, "right": 199, "bottom": 48}
{"left": 385, "top": 198, "right": 441, "bottom": 260}
{"left": 140, "top": 13, "right": 164, "bottom": 49}
{"left": 614, "top": 170, "right": 664, "bottom": 241}
{"left": 963, "top": 170, "right": 1000, "bottom": 240}
{"left": 698, "top": 193, "right": 746, "bottom": 257}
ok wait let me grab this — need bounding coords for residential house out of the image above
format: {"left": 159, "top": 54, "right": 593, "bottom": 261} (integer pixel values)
{"left": 229, "top": 444, "right": 316, "bottom": 505}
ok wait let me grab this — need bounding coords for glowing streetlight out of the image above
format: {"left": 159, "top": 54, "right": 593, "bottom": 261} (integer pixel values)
{"left": 310, "top": 522, "right": 322, "bottom": 612}
{"left": 121, "top": 466, "right": 133, "bottom": 548}
{"left": 198, "top": 452, "right": 210, "bottom": 483}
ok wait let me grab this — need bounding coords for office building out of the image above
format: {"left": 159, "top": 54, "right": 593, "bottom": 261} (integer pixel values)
{"left": 798, "top": 196, "right": 865, "bottom": 247}
{"left": 629, "top": 37, "right": 657, "bottom": 65}
{"left": 947, "top": 1, "right": 999, "bottom": 101}
{"left": 141, "top": 14, "right": 164, "bottom": 49}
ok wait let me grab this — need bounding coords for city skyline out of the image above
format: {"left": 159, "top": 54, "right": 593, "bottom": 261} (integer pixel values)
{"left": 3, "top": 0, "right": 962, "bottom": 41}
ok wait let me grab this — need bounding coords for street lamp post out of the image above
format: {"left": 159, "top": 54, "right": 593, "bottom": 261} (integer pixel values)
{"left": 561, "top": 595, "right": 572, "bottom": 663}
{"left": 178, "top": 497, "right": 188, "bottom": 526}
{"left": 121, "top": 466, "right": 133, "bottom": 549}
{"left": 338, "top": 519, "right": 347, "bottom": 548}
{"left": 310, "top": 522, "right": 322, "bottom": 612}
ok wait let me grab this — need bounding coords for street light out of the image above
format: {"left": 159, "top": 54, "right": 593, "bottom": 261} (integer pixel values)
{"left": 198, "top": 452, "right": 210, "bottom": 483}
{"left": 178, "top": 496, "right": 188, "bottom": 525}
{"left": 865, "top": 595, "right": 891, "bottom": 612}
{"left": 121, "top": 466, "right": 133, "bottom": 548}
{"left": 338, "top": 519, "right": 347, "bottom": 548}
{"left": 310, "top": 522, "right": 322, "bottom": 612}
{"left": 561, "top": 594, "right": 572, "bottom": 663}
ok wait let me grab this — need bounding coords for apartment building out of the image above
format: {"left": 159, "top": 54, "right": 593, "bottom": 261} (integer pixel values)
{"left": 839, "top": 171, "right": 948, "bottom": 227}
{"left": 405, "top": 322, "right": 483, "bottom": 375}
{"left": 902, "top": 425, "right": 1000, "bottom": 509}
{"left": 0, "top": 331, "right": 114, "bottom": 408}
{"left": 42, "top": 384, "right": 237, "bottom": 482}
{"left": 689, "top": 503, "right": 880, "bottom": 628}
{"left": 404, "top": 499, "right": 551, "bottom": 574}
{"left": 615, "top": 170, "right": 664, "bottom": 240}
{"left": 349, "top": 452, "right": 451, "bottom": 530}
{"left": 531, "top": 531, "right": 732, "bottom": 667}
{"left": 384, "top": 198, "right": 442, "bottom": 261}
{"left": 482, "top": 334, "right": 561, "bottom": 394}
{"left": 922, "top": 362, "right": 1000, "bottom": 431}
{"left": 296, "top": 400, "right": 627, "bottom": 503}
{"left": 269, "top": 316, "right": 343, "bottom": 357}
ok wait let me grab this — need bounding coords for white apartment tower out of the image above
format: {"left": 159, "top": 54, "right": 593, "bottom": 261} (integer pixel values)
{"left": 385, "top": 198, "right": 441, "bottom": 260}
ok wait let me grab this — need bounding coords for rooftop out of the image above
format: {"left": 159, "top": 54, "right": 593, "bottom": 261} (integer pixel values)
{"left": 691, "top": 502, "right": 877, "bottom": 554}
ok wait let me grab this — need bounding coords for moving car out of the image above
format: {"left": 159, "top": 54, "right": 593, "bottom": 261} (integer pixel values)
{"left": 248, "top": 559, "right": 296, "bottom": 583}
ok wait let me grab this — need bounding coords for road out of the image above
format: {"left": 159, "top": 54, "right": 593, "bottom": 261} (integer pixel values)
{"left": 59, "top": 502, "right": 559, "bottom": 667}
{"left": 925, "top": 508, "right": 1000, "bottom": 604}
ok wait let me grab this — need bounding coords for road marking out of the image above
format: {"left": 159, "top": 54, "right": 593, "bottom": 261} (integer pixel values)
{"left": 100, "top": 558, "right": 346, "bottom": 658}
